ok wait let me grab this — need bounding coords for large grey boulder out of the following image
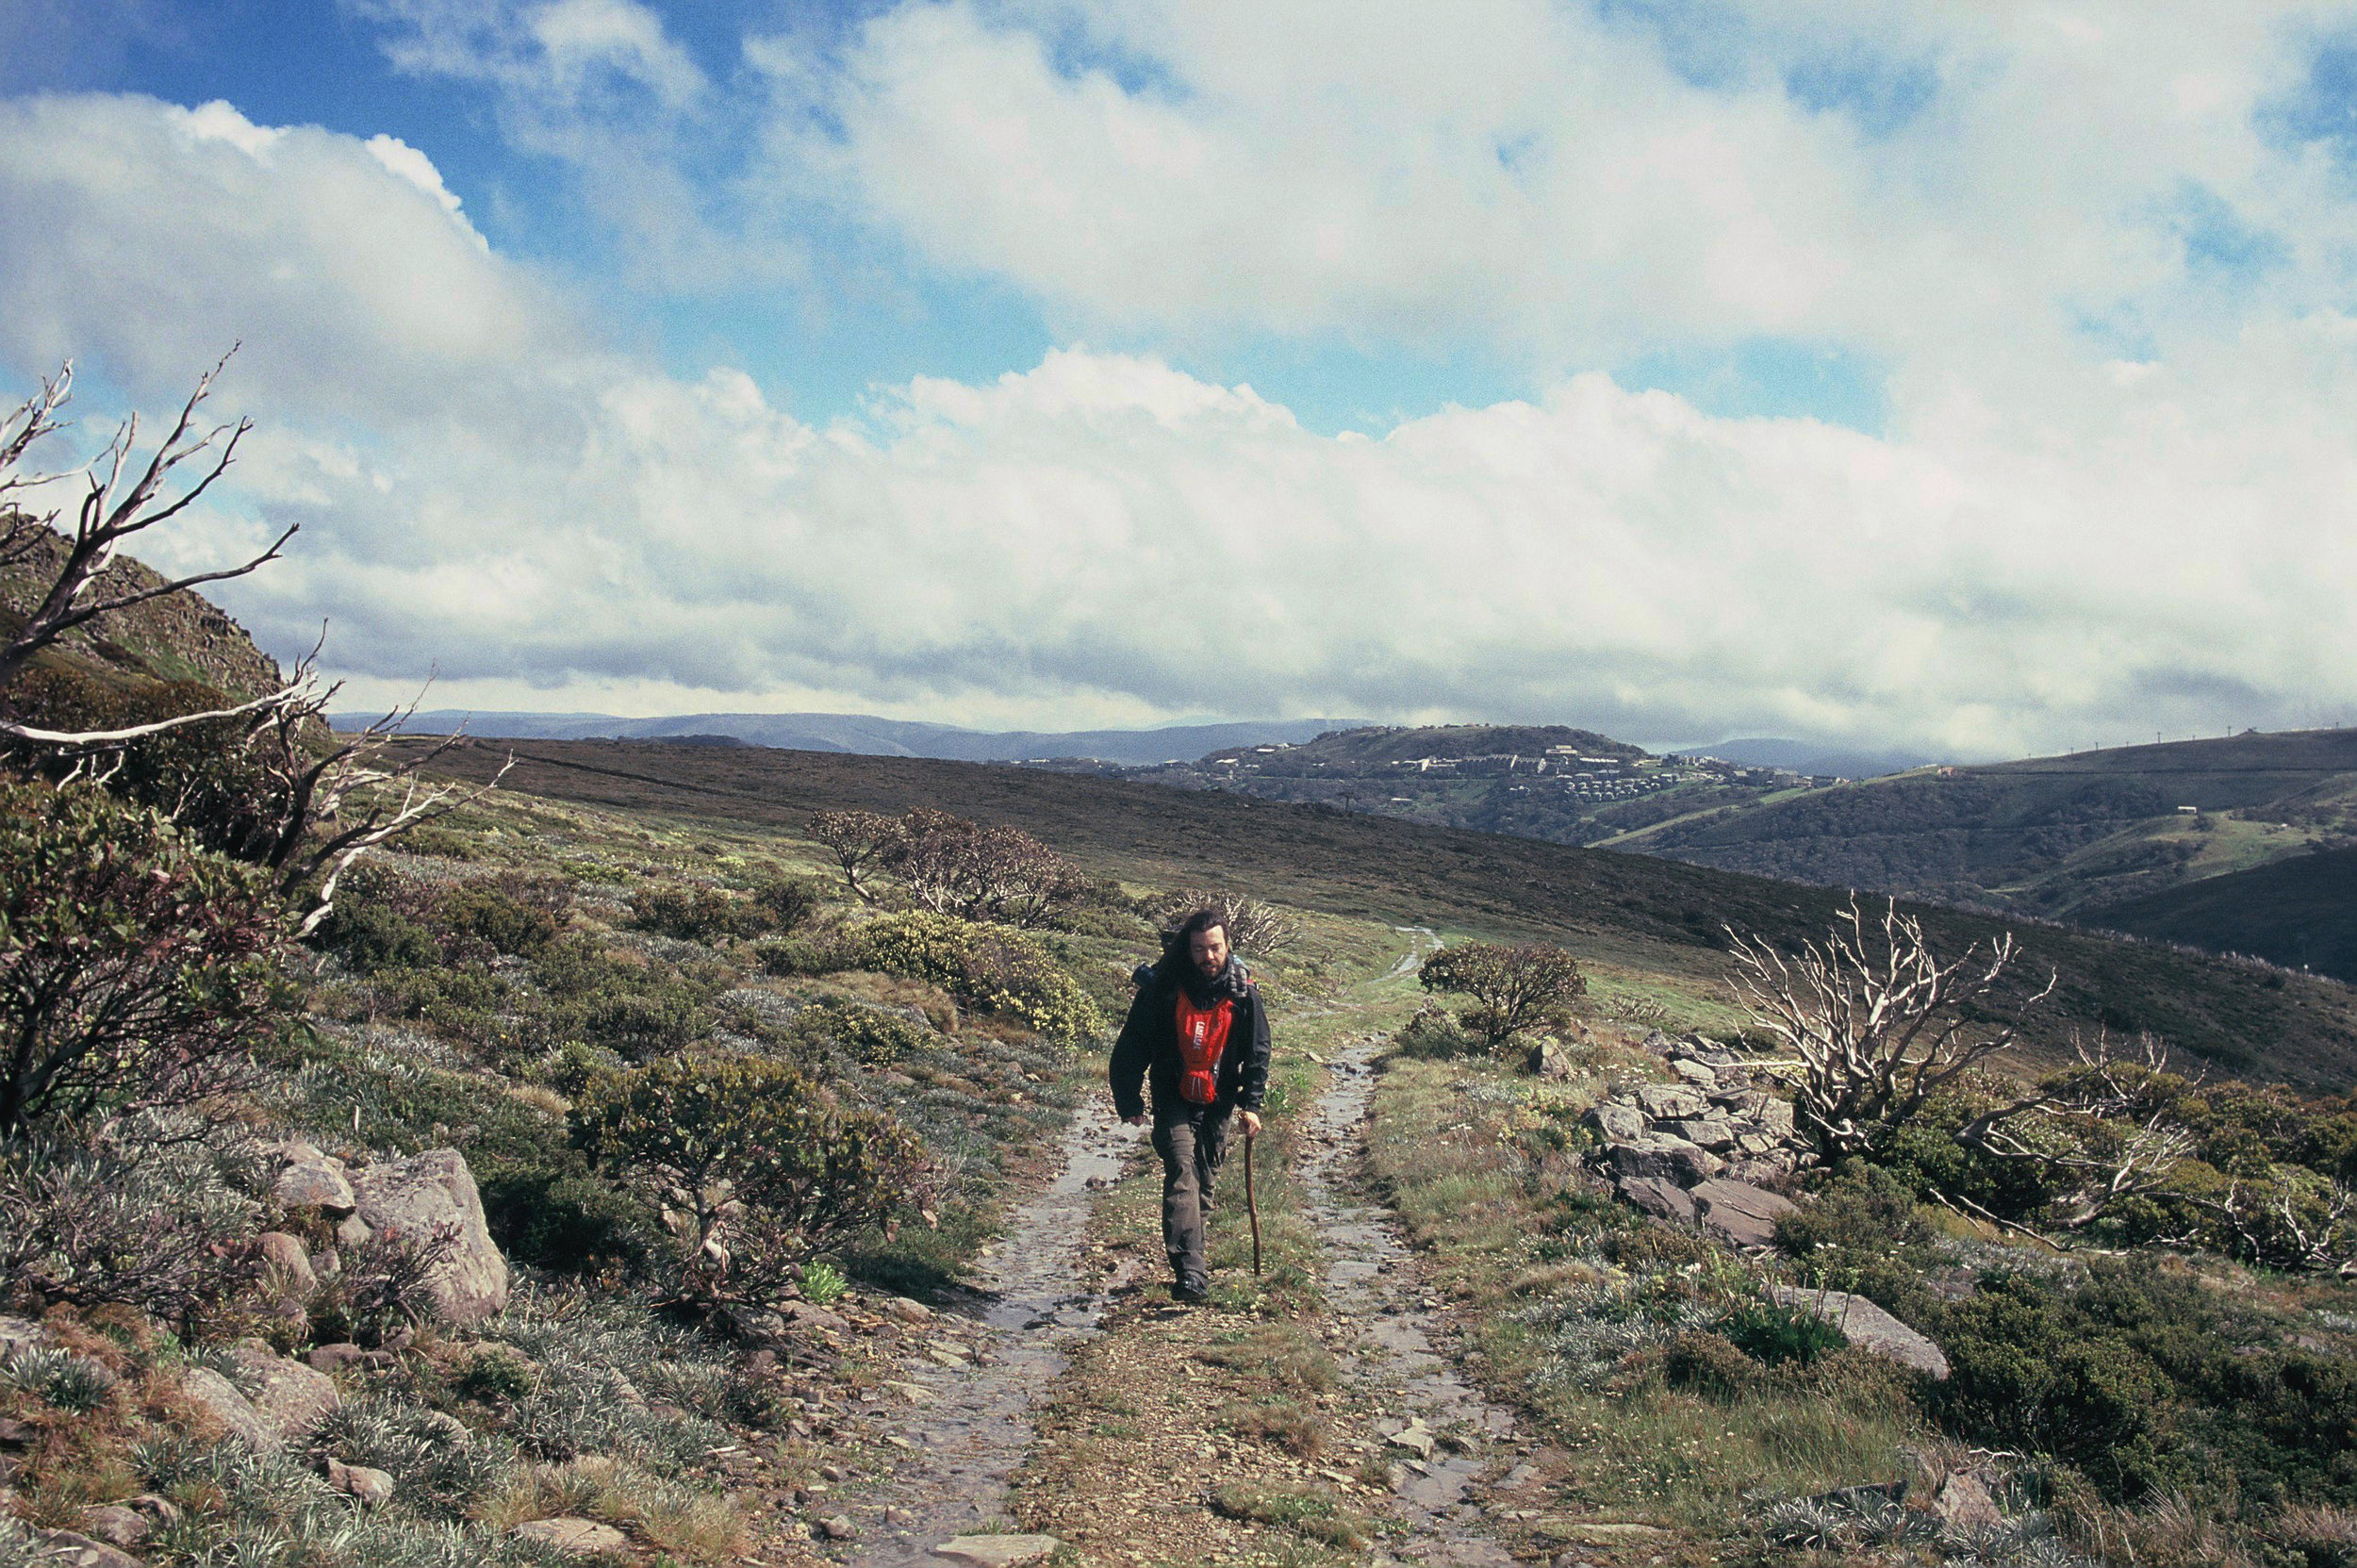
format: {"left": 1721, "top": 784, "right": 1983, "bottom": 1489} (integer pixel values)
{"left": 933, "top": 1536, "right": 1067, "bottom": 1568}
{"left": 1633, "top": 1084, "right": 1707, "bottom": 1121}
{"left": 1581, "top": 1102, "right": 1646, "bottom": 1143}
{"left": 1771, "top": 1286, "right": 1949, "bottom": 1379}
{"left": 0, "top": 1316, "right": 47, "bottom": 1358}
{"left": 257, "top": 1232, "right": 318, "bottom": 1297}
{"left": 1616, "top": 1176, "right": 1696, "bottom": 1226}
{"left": 1688, "top": 1180, "right": 1798, "bottom": 1248}
{"left": 1668, "top": 1058, "right": 1718, "bottom": 1087}
{"left": 352, "top": 1149, "right": 509, "bottom": 1326}
{"left": 1607, "top": 1135, "right": 1723, "bottom": 1184}
{"left": 227, "top": 1341, "right": 339, "bottom": 1438}
{"left": 1665, "top": 1117, "right": 1740, "bottom": 1151}
{"left": 273, "top": 1143, "right": 357, "bottom": 1214}
{"left": 513, "top": 1517, "right": 629, "bottom": 1553}
{"left": 30, "top": 1529, "right": 144, "bottom": 1568}
{"left": 180, "top": 1367, "right": 279, "bottom": 1450}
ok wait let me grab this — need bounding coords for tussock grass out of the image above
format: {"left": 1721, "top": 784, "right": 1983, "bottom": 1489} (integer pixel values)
{"left": 476, "top": 1455, "right": 748, "bottom": 1562}
{"left": 1215, "top": 1395, "right": 1327, "bottom": 1457}
{"left": 1209, "top": 1481, "right": 1376, "bottom": 1551}
{"left": 1195, "top": 1323, "right": 1339, "bottom": 1395}
{"left": 1366, "top": 1048, "right": 1926, "bottom": 1534}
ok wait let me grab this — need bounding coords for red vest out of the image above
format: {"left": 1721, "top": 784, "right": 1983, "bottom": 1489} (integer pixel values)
{"left": 1173, "top": 994, "right": 1234, "bottom": 1105}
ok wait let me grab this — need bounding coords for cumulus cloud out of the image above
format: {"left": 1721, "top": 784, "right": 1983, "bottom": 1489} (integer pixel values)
{"left": 757, "top": 0, "right": 2357, "bottom": 392}
{"left": 0, "top": 94, "right": 572, "bottom": 425}
{"left": 187, "top": 333, "right": 2350, "bottom": 759}
{"left": 4, "top": 83, "right": 2356, "bottom": 756}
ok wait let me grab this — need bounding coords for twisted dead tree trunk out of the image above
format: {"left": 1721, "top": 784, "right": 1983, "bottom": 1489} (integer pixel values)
{"left": 0, "top": 354, "right": 290, "bottom": 693}
{"left": 0, "top": 355, "right": 504, "bottom": 931}
{"left": 1727, "top": 896, "right": 2054, "bottom": 1161}
{"left": 1950, "top": 1031, "right": 2200, "bottom": 1231}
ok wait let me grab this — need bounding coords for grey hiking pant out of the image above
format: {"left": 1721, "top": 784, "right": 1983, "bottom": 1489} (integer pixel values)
{"left": 1151, "top": 1102, "right": 1232, "bottom": 1283}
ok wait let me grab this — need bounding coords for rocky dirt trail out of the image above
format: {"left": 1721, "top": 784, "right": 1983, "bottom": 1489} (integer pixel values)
{"left": 1299, "top": 1031, "right": 1522, "bottom": 1567}
{"left": 818, "top": 928, "right": 1538, "bottom": 1568}
{"left": 831, "top": 1098, "right": 1138, "bottom": 1568}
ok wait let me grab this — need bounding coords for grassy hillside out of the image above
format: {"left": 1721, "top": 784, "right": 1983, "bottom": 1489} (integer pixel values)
{"left": 2086, "top": 845, "right": 2357, "bottom": 983}
{"left": 405, "top": 736, "right": 2357, "bottom": 1085}
{"left": 0, "top": 521, "right": 287, "bottom": 700}
{"left": 1618, "top": 728, "right": 2357, "bottom": 917}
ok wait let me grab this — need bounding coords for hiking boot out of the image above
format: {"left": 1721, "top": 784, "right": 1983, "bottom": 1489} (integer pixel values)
{"left": 1173, "top": 1275, "right": 1211, "bottom": 1304}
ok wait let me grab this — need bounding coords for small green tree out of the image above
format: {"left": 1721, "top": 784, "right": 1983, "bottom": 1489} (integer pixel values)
{"left": 0, "top": 780, "right": 292, "bottom": 1138}
{"left": 1417, "top": 940, "right": 1587, "bottom": 1048}
{"left": 570, "top": 1053, "right": 925, "bottom": 1311}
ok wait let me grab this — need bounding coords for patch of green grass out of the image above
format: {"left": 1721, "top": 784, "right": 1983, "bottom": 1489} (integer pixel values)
{"left": 1209, "top": 1482, "right": 1376, "bottom": 1550}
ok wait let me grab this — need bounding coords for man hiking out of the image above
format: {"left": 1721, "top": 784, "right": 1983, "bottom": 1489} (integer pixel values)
{"left": 1109, "top": 907, "right": 1274, "bottom": 1303}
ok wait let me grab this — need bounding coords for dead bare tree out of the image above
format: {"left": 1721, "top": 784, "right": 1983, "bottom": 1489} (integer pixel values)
{"left": 1953, "top": 1032, "right": 2200, "bottom": 1231}
{"left": 2183, "top": 1172, "right": 2357, "bottom": 1276}
{"left": 1727, "top": 897, "right": 2055, "bottom": 1160}
{"left": 1, "top": 355, "right": 292, "bottom": 692}
{"left": 0, "top": 355, "right": 502, "bottom": 930}
{"left": 1149, "top": 889, "right": 1299, "bottom": 960}
{"left": 887, "top": 808, "right": 1087, "bottom": 928}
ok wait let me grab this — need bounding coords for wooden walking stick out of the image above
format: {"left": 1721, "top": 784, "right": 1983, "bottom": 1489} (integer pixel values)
{"left": 1244, "top": 1127, "right": 1262, "bottom": 1277}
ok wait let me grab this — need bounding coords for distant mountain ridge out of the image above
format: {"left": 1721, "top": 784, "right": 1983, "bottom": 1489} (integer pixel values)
{"left": 334, "top": 709, "right": 1370, "bottom": 766}
{"left": 1692, "top": 736, "right": 1937, "bottom": 781}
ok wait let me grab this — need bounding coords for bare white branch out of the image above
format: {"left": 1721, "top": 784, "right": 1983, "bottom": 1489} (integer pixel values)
{"left": 1726, "top": 895, "right": 2053, "bottom": 1160}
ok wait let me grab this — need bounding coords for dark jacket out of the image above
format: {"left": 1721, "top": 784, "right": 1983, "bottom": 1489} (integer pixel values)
{"left": 1108, "top": 956, "right": 1273, "bottom": 1121}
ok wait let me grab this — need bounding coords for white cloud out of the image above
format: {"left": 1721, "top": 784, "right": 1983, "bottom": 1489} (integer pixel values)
{"left": 0, "top": 94, "right": 570, "bottom": 425}
{"left": 207, "top": 334, "right": 2357, "bottom": 758}
{"left": 755, "top": 0, "right": 2357, "bottom": 393}
{"left": 353, "top": 0, "right": 703, "bottom": 109}
{"left": 365, "top": 133, "right": 488, "bottom": 249}
{"left": 6, "top": 85, "right": 2356, "bottom": 757}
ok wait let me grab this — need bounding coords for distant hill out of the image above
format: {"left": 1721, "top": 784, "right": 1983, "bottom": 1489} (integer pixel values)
{"left": 402, "top": 734, "right": 2357, "bottom": 1085}
{"left": 0, "top": 522, "right": 286, "bottom": 701}
{"left": 1233, "top": 724, "right": 1647, "bottom": 767}
{"left": 335, "top": 709, "right": 1368, "bottom": 766}
{"left": 1693, "top": 736, "right": 1934, "bottom": 781}
{"left": 1616, "top": 729, "right": 2357, "bottom": 922}
{"left": 2086, "top": 846, "right": 2357, "bottom": 985}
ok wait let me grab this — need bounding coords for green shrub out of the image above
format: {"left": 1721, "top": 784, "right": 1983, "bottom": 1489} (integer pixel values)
{"left": 850, "top": 911, "right": 1103, "bottom": 1041}
{"left": 1393, "top": 1002, "right": 1480, "bottom": 1059}
{"left": 0, "top": 1117, "right": 262, "bottom": 1325}
{"left": 0, "top": 780, "right": 291, "bottom": 1137}
{"left": 794, "top": 999, "right": 933, "bottom": 1066}
{"left": 1926, "top": 1259, "right": 2357, "bottom": 1505}
{"left": 1775, "top": 1163, "right": 1939, "bottom": 1324}
{"left": 748, "top": 874, "right": 821, "bottom": 933}
{"left": 628, "top": 884, "right": 765, "bottom": 944}
{"left": 799, "top": 1262, "right": 849, "bottom": 1305}
{"left": 1418, "top": 939, "right": 1586, "bottom": 1048}
{"left": 571, "top": 1053, "right": 928, "bottom": 1310}
{"left": 754, "top": 931, "right": 850, "bottom": 977}
{"left": 543, "top": 974, "right": 715, "bottom": 1061}
{"left": 455, "top": 1345, "right": 539, "bottom": 1403}
{"left": 1720, "top": 1298, "right": 1849, "bottom": 1366}
{"left": 318, "top": 864, "right": 570, "bottom": 972}
{"left": 1659, "top": 1329, "right": 1758, "bottom": 1398}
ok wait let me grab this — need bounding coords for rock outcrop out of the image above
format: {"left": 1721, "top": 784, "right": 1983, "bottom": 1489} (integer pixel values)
{"left": 1769, "top": 1286, "right": 1951, "bottom": 1379}
{"left": 349, "top": 1148, "right": 510, "bottom": 1326}
{"left": 1586, "top": 1032, "right": 1810, "bottom": 1249}
{"left": 180, "top": 1343, "right": 341, "bottom": 1449}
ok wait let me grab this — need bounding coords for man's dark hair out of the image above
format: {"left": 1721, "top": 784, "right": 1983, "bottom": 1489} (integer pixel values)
{"left": 1154, "top": 906, "right": 1228, "bottom": 983}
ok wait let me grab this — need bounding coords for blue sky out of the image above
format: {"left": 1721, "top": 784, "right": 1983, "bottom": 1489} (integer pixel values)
{"left": 4, "top": 1, "right": 2357, "bottom": 753}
